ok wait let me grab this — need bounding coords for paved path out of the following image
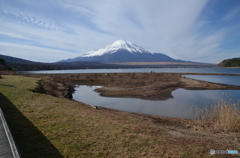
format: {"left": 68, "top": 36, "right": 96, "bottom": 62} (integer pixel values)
{"left": 0, "top": 108, "right": 20, "bottom": 158}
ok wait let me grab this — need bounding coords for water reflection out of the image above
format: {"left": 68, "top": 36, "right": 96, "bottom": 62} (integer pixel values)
{"left": 73, "top": 85, "right": 240, "bottom": 119}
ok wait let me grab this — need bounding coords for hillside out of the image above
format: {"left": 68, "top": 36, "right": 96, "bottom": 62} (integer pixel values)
{"left": 0, "top": 58, "right": 5, "bottom": 70}
{"left": 0, "top": 54, "right": 215, "bottom": 71}
{"left": 0, "top": 54, "right": 120, "bottom": 71}
{"left": 0, "top": 54, "right": 39, "bottom": 65}
{"left": 0, "top": 58, "right": 12, "bottom": 71}
{"left": 218, "top": 58, "right": 240, "bottom": 67}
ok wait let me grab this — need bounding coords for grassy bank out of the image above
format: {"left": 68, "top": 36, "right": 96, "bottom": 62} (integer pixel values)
{"left": 0, "top": 75, "right": 239, "bottom": 157}
{"left": 196, "top": 101, "right": 240, "bottom": 132}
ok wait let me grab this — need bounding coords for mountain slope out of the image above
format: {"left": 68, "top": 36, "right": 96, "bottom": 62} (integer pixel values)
{"left": 0, "top": 54, "right": 120, "bottom": 70}
{"left": 59, "top": 40, "right": 185, "bottom": 63}
{"left": 0, "top": 58, "right": 12, "bottom": 70}
{"left": 218, "top": 58, "right": 240, "bottom": 67}
{"left": 0, "top": 54, "right": 40, "bottom": 64}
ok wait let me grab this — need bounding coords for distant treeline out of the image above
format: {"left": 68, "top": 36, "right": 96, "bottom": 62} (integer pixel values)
{"left": 218, "top": 58, "right": 240, "bottom": 67}
{"left": 0, "top": 58, "right": 12, "bottom": 70}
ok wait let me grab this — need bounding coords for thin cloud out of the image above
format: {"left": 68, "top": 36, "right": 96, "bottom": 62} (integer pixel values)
{"left": 0, "top": 42, "right": 77, "bottom": 62}
{"left": 0, "top": 0, "right": 239, "bottom": 63}
{"left": 58, "top": 1, "right": 93, "bottom": 16}
{"left": 0, "top": 32, "right": 31, "bottom": 40}
{"left": 222, "top": 7, "right": 240, "bottom": 21}
{"left": 1, "top": 5, "right": 64, "bottom": 31}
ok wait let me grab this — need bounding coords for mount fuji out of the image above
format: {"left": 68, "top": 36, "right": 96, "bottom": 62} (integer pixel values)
{"left": 60, "top": 40, "right": 185, "bottom": 63}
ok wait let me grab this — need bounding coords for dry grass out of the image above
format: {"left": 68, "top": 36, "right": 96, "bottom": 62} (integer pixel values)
{"left": 1, "top": 75, "right": 239, "bottom": 157}
{"left": 25, "top": 73, "right": 181, "bottom": 88}
{"left": 196, "top": 100, "right": 240, "bottom": 132}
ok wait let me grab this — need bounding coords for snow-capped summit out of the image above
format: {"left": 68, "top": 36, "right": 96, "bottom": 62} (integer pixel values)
{"left": 59, "top": 40, "right": 183, "bottom": 63}
{"left": 106, "top": 40, "right": 146, "bottom": 53}
{"left": 82, "top": 40, "right": 149, "bottom": 57}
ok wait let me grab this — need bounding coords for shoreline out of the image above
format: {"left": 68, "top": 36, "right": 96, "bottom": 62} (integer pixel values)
{"left": 1, "top": 74, "right": 240, "bottom": 157}
{"left": 21, "top": 72, "right": 240, "bottom": 101}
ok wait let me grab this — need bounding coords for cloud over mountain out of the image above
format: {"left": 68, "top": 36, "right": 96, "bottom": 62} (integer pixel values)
{"left": 0, "top": 0, "right": 240, "bottom": 63}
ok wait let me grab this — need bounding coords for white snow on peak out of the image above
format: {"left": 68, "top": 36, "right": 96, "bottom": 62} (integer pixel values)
{"left": 82, "top": 40, "right": 152, "bottom": 57}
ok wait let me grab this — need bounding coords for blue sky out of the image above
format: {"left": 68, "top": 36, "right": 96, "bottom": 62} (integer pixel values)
{"left": 0, "top": 0, "right": 240, "bottom": 63}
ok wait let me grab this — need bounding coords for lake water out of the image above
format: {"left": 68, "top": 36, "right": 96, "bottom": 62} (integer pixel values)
{"left": 73, "top": 85, "right": 240, "bottom": 119}
{"left": 20, "top": 68, "right": 240, "bottom": 119}
{"left": 184, "top": 75, "right": 240, "bottom": 86}
{"left": 19, "top": 67, "right": 240, "bottom": 74}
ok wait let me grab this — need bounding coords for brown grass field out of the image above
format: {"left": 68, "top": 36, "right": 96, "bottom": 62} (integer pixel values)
{"left": 0, "top": 74, "right": 240, "bottom": 157}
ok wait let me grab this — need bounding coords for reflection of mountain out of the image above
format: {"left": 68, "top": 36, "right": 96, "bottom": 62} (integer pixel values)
{"left": 59, "top": 40, "right": 188, "bottom": 63}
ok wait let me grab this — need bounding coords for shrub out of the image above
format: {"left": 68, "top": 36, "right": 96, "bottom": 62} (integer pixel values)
{"left": 196, "top": 100, "right": 240, "bottom": 132}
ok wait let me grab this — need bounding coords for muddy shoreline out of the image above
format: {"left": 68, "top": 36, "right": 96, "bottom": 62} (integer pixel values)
{"left": 20, "top": 72, "right": 240, "bottom": 100}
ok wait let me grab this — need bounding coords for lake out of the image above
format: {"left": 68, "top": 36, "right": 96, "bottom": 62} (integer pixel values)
{"left": 184, "top": 75, "right": 240, "bottom": 86}
{"left": 19, "top": 67, "right": 240, "bottom": 74}
{"left": 21, "top": 68, "right": 240, "bottom": 119}
{"left": 73, "top": 85, "right": 240, "bottom": 119}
